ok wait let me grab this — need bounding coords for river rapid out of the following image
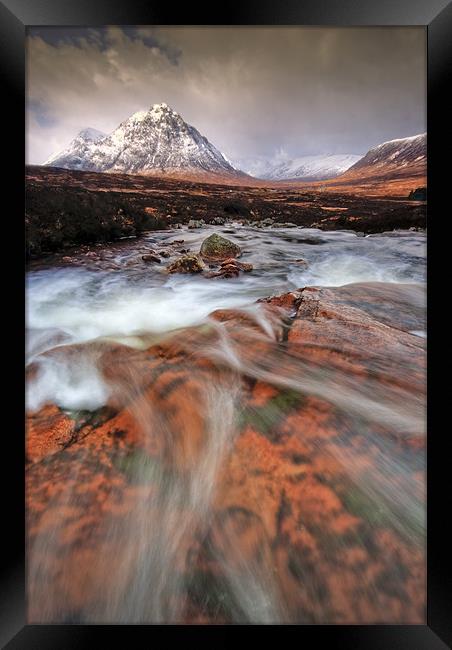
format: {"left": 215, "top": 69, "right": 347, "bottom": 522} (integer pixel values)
{"left": 26, "top": 224, "right": 426, "bottom": 623}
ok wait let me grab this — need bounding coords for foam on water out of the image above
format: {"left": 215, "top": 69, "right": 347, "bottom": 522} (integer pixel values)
{"left": 26, "top": 226, "right": 426, "bottom": 412}
{"left": 26, "top": 225, "right": 427, "bottom": 623}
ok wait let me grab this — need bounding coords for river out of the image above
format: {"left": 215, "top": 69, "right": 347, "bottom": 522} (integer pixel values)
{"left": 25, "top": 224, "right": 426, "bottom": 623}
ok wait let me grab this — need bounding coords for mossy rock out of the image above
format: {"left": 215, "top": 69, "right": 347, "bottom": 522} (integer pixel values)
{"left": 199, "top": 233, "right": 241, "bottom": 261}
{"left": 167, "top": 254, "right": 205, "bottom": 274}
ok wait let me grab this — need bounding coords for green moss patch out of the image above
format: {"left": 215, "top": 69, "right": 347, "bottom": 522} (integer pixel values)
{"left": 240, "top": 388, "right": 305, "bottom": 440}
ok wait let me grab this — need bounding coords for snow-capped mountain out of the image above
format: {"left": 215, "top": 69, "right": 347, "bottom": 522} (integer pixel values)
{"left": 346, "top": 133, "right": 426, "bottom": 173}
{"left": 44, "top": 128, "right": 107, "bottom": 170}
{"left": 44, "top": 103, "right": 239, "bottom": 176}
{"left": 236, "top": 153, "right": 361, "bottom": 181}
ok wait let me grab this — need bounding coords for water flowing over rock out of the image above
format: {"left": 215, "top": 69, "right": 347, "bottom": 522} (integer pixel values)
{"left": 142, "top": 253, "right": 161, "bottom": 263}
{"left": 26, "top": 285, "right": 425, "bottom": 624}
{"left": 200, "top": 233, "right": 241, "bottom": 262}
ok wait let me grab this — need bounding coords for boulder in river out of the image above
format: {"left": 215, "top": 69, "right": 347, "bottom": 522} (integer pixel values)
{"left": 142, "top": 253, "right": 161, "bottom": 263}
{"left": 188, "top": 219, "right": 204, "bottom": 229}
{"left": 211, "top": 216, "right": 226, "bottom": 225}
{"left": 221, "top": 258, "right": 253, "bottom": 272}
{"left": 200, "top": 233, "right": 241, "bottom": 262}
{"left": 167, "top": 254, "right": 205, "bottom": 274}
{"left": 205, "top": 258, "right": 253, "bottom": 279}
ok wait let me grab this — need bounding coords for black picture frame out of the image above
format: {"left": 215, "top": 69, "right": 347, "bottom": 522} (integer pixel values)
{"left": 2, "top": 0, "right": 450, "bottom": 647}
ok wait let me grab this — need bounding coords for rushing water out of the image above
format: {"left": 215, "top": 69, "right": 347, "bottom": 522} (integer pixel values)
{"left": 26, "top": 224, "right": 426, "bottom": 623}
{"left": 27, "top": 225, "right": 426, "bottom": 409}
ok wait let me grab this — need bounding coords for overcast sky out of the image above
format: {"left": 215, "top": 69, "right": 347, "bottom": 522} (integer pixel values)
{"left": 26, "top": 26, "right": 426, "bottom": 165}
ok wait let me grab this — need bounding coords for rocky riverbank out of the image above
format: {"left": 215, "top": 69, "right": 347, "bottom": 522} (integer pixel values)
{"left": 26, "top": 166, "right": 426, "bottom": 259}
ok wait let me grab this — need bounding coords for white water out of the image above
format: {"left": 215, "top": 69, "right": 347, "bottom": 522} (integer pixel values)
{"left": 26, "top": 224, "right": 426, "bottom": 623}
{"left": 26, "top": 225, "right": 425, "bottom": 413}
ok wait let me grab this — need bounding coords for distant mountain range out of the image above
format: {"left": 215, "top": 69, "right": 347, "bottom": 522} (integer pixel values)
{"left": 43, "top": 103, "right": 426, "bottom": 184}
{"left": 236, "top": 153, "right": 362, "bottom": 181}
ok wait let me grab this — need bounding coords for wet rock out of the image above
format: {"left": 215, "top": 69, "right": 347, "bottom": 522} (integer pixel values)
{"left": 200, "top": 233, "right": 241, "bottom": 262}
{"left": 211, "top": 216, "right": 226, "bottom": 225}
{"left": 142, "top": 253, "right": 161, "bottom": 263}
{"left": 167, "top": 254, "right": 205, "bottom": 274}
{"left": 26, "top": 285, "right": 425, "bottom": 624}
{"left": 188, "top": 219, "right": 204, "bottom": 229}
{"left": 221, "top": 258, "right": 253, "bottom": 272}
{"left": 272, "top": 222, "right": 297, "bottom": 228}
{"left": 26, "top": 405, "right": 77, "bottom": 463}
{"left": 205, "top": 257, "right": 252, "bottom": 279}
{"left": 205, "top": 267, "right": 240, "bottom": 279}
{"left": 294, "top": 258, "right": 308, "bottom": 267}
{"left": 159, "top": 250, "right": 171, "bottom": 258}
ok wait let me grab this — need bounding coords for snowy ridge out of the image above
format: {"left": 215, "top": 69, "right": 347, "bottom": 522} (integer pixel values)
{"left": 43, "top": 108, "right": 426, "bottom": 181}
{"left": 44, "top": 103, "right": 237, "bottom": 176}
{"left": 349, "top": 133, "right": 426, "bottom": 171}
{"left": 238, "top": 153, "right": 362, "bottom": 181}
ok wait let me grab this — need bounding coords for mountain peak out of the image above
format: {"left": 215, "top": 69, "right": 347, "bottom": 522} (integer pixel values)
{"left": 77, "top": 128, "right": 106, "bottom": 142}
{"left": 150, "top": 102, "right": 171, "bottom": 112}
{"left": 148, "top": 103, "right": 181, "bottom": 123}
{"left": 126, "top": 104, "right": 179, "bottom": 126}
{"left": 44, "top": 103, "right": 237, "bottom": 177}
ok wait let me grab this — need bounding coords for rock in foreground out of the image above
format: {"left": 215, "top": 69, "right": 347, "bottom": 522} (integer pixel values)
{"left": 26, "top": 285, "right": 425, "bottom": 624}
{"left": 200, "top": 233, "right": 241, "bottom": 261}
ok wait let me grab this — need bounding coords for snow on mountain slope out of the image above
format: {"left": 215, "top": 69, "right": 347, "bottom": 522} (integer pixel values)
{"left": 347, "top": 133, "right": 426, "bottom": 172}
{"left": 44, "top": 103, "right": 238, "bottom": 176}
{"left": 237, "top": 153, "right": 361, "bottom": 181}
{"left": 44, "top": 128, "right": 107, "bottom": 170}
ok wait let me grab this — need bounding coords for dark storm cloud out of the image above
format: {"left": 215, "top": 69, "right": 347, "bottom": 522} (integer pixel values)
{"left": 28, "top": 26, "right": 182, "bottom": 61}
{"left": 26, "top": 27, "right": 426, "bottom": 165}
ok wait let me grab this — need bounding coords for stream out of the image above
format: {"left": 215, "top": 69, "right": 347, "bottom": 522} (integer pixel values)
{"left": 26, "top": 224, "right": 427, "bottom": 623}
